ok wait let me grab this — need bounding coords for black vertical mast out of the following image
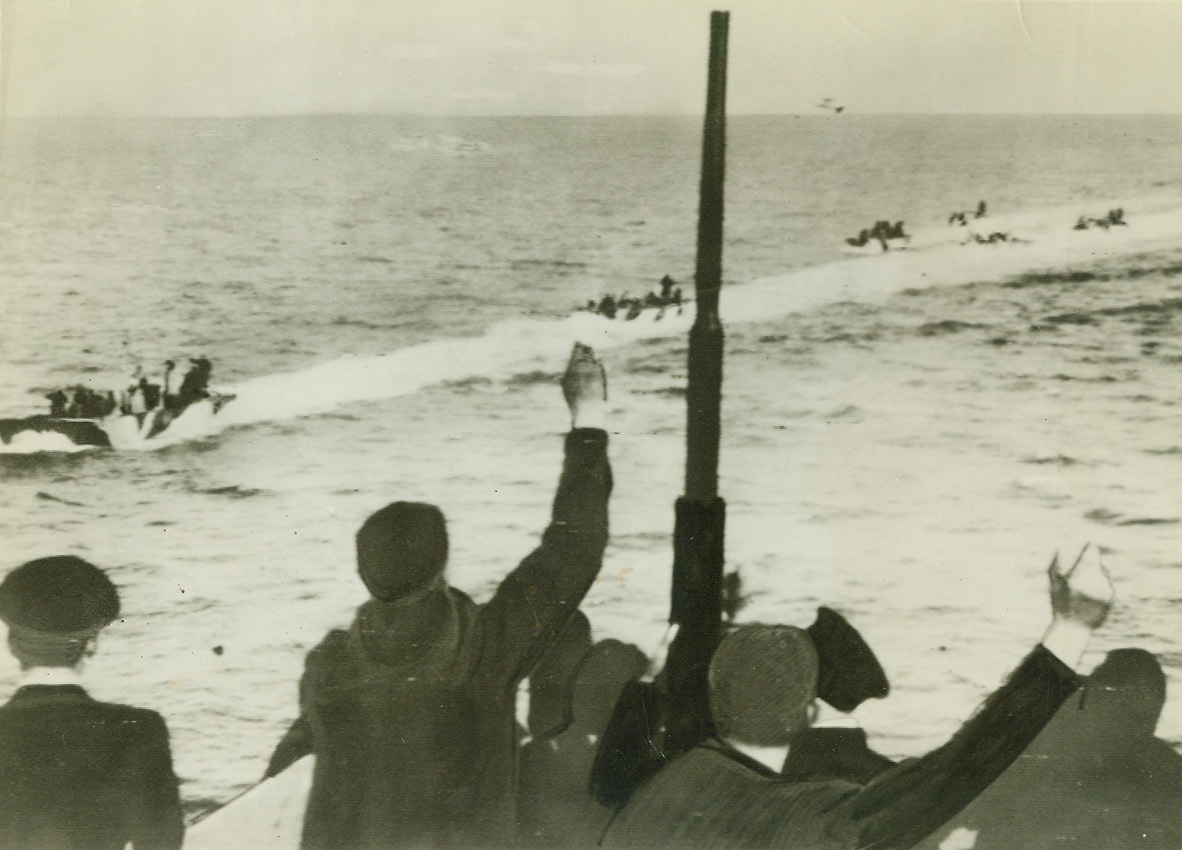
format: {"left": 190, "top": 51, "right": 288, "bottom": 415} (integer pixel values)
{"left": 665, "top": 10, "right": 729, "bottom": 755}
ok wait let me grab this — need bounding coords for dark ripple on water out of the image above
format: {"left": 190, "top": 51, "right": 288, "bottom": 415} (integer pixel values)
{"left": 1085, "top": 508, "right": 1180, "bottom": 527}
{"left": 1022, "top": 455, "right": 1083, "bottom": 467}
{"left": 35, "top": 491, "right": 88, "bottom": 507}
{"left": 1051, "top": 372, "right": 1123, "bottom": 383}
{"left": 1042, "top": 311, "right": 1098, "bottom": 326}
{"left": 636, "top": 386, "right": 685, "bottom": 398}
{"left": 192, "top": 485, "right": 267, "bottom": 499}
{"left": 915, "top": 319, "right": 987, "bottom": 337}
{"left": 505, "top": 369, "right": 559, "bottom": 388}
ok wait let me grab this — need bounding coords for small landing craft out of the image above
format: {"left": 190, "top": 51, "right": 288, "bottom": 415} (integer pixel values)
{"left": 842, "top": 220, "right": 910, "bottom": 255}
{"left": 0, "top": 359, "right": 234, "bottom": 451}
{"left": 578, "top": 275, "right": 691, "bottom": 322}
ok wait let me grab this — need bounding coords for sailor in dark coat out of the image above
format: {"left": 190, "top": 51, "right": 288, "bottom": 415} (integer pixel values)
{"left": 265, "top": 343, "right": 613, "bottom": 850}
{"left": 0, "top": 556, "right": 184, "bottom": 850}
{"left": 590, "top": 606, "right": 893, "bottom": 809}
{"left": 601, "top": 544, "right": 1115, "bottom": 850}
{"left": 915, "top": 647, "right": 1182, "bottom": 850}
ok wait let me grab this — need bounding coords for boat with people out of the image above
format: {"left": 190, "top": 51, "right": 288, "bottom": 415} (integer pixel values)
{"left": 1074, "top": 208, "right": 1127, "bottom": 231}
{"left": 577, "top": 275, "right": 691, "bottom": 322}
{"left": 0, "top": 358, "right": 234, "bottom": 450}
{"left": 842, "top": 220, "right": 910, "bottom": 254}
{"left": 948, "top": 199, "right": 988, "bottom": 226}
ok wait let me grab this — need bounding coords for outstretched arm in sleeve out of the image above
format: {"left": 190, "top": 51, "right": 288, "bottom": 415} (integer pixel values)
{"left": 480, "top": 343, "right": 613, "bottom": 687}
{"left": 852, "top": 544, "right": 1114, "bottom": 850}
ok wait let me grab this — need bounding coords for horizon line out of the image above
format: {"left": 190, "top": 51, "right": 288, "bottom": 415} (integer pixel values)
{"left": 4, "top": 110, "right": 1181, "bottom": 120}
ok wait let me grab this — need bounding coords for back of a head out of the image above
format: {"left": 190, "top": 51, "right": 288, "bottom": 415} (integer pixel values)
{"left": 356, "top": 502, "right": 449, "bottom": 601}
{"left": 0, "top": 556, "right": 120, "bottom": 668}
{"left": 709, "top": 624, "right": 819, "bottom": 748}
{"left": 570, "top": 639, "right": 649, "bottom": 734}
{"left": 1086, "top": 648, "right": 1167, "bottom": 736}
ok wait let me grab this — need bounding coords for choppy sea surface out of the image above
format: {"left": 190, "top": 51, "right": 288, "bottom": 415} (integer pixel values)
{"left": 1, "top": 114, "right": 1181, "bottom": 812}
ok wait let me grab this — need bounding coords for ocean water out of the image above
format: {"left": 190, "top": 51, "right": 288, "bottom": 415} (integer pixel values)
{"left": 1, "top": 114, "right": 1181, "bottom": 813}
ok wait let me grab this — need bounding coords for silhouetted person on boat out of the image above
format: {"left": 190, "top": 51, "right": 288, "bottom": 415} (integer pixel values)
{"left": 265, "top": 343, "right": 613, "bottom": 850}
{"left": 0, "top": 556, "right": 184, "bottom": 850}
{"left": 601, "top": 544, "right": 1114, "bottom": 850}
{"left": 175, "top": 358, "right": 212, "bottom": 410}
{"left": 157, "top": 360, "right": 178, "bottom": 413}
{"left": 597, "top": 295, "right": 618, "bottom": 320}
{"left": 916, "top": 647, "right": 1182, "bottom": 850}
{"left": 976, "top": 200, "right": 987, "bottom": 218}
{"left": 659, "top": 276, "right": 676, "bottom": 302}
{"left": 46, "top": 390, "right": 67, "bottom": 418}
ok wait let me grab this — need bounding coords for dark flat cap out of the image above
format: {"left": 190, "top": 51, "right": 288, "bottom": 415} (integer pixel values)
{"left": 806, "top": 607, "right": 890, "bottom": 712}
{"left": 0, "top": 556, "right": 120, "bottom": 636}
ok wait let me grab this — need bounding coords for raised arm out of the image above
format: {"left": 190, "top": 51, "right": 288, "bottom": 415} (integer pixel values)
{"left": 479, "top": 343, "right": 613, "bottom": 686}
{"left": 851, "top": 544, "right": 1114, "bottom": 849}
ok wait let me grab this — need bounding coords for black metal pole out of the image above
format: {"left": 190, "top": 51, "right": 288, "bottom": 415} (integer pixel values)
{"left": 665, "top": 10, "right": 729, "bottom": 755}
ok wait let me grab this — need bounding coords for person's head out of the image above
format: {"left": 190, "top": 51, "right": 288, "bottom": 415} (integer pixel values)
{"left": 708, "top": 624, "right": 819, "bottom": 748}
{"left": 356, "top": 502, "right": 449, "bottom": 601}
{"left": 0, "top": 556, "right": 120, "bottom": 670}
{"left": 1084, "top": 648, "right": 1166, "bottom": 736}
{"left": 570, "top": 639, "right": 649, "bottom": 734}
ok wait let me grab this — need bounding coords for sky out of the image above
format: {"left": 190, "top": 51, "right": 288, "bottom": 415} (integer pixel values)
{"left": 3, "top": 0, "right": 1182, "bottom": 116}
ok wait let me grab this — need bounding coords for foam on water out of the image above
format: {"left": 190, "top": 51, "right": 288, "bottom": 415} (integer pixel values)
{"left": 0, "top": 430, "right": 92, "bottom": 454}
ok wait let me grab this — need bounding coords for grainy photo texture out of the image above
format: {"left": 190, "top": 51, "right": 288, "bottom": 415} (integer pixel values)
{"left": 0, "top": 2, "right": 1179, "bottom": 849}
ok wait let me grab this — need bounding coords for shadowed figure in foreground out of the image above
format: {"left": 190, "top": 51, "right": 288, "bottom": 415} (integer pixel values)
{"left": 601, "top": 545, "right": 1115, "bottom": 850}
{"left": 915, "top": 647, "right": 1182, "bottom": 850}
{"left": 590, "top": 605, "right": 893, "bottom": 810}
{"left": 517, "top": 618, "right": 648, "bottom": 850}
{"left": 265, "top": 343, "right": 613, "bottom": 850}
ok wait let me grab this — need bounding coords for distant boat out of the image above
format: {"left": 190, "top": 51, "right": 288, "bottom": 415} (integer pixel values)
{"left": 576, "top": 293, "right": 691, "bottom": 323}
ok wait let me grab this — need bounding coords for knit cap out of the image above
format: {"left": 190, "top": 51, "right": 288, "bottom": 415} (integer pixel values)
{"left": 356, "top": 502, "right": 449, "bottom": 601}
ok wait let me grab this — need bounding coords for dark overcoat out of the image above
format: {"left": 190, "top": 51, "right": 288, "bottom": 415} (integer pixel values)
{"left": 0, "top": 684, "right": 184, "bottom": 850}
{"left": 269, "top": 428, "right": 612, "bottom": 850}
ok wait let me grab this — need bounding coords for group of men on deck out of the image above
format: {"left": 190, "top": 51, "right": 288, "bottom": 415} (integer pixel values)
{"left": 0, "top": 344, "right": 1178, "bottom": 850}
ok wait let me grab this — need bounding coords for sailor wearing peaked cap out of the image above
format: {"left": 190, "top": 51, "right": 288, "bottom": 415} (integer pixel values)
{"left": 805, "top": 606, "right": 889, "bottom": 713}
{"left": 0, "top": 555, "right": 120, "bottom": 668}
{"left": 0, "top": 556, "right": 184, "bottom": 850}
{"left": 779, "top": 608, "right": 897, "bottom": 785}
